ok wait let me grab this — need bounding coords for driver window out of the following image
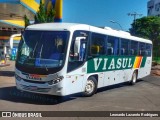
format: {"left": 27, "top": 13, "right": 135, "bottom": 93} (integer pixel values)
{"left": 67, "top": 31, "right": 89, "bottom": 72}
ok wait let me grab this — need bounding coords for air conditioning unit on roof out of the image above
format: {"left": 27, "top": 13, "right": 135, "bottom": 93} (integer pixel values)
{"left": 104, "top": 27, "right": 113, "bottom": 30}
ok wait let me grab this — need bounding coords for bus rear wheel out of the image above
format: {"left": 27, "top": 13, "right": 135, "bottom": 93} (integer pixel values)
{"left": 130, "top": 71, "right": 137, "bottom": 85}
{"left": 83, "top": 76, "right": 97, "bottom": 97}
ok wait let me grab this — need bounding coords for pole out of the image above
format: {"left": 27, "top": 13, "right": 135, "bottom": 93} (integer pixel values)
{"left": 128, "top": 12, "right": 142, "bottom": 35}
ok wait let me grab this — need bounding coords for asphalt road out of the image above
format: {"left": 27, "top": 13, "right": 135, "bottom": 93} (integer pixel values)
{"left": 0, "top": 61, "right": 160, "bottom": 120}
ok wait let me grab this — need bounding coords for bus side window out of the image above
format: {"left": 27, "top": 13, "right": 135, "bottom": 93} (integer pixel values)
{"left": 121, "top": 48, "right": 125, "bottom": 55}
{"left": 120, "top": 39, "right": 130, "bottom": 55}
{"left": 146, "top": 44, "right": 152, "bottom": 56}
{"left": 130, "top": 49, "right": 134, "bottom": 55}
{"left": 107, "top": 36, "right": 119, "bottom": 55}
{"left": 107, "top": 47, "right": 113, "bottom": 55}
{"left": 130, "top": 40, "right": 138, "bottom": 56}
{"left": 90, "top": 33, "right": 106, "bottom": 56}
{"left": 139, "top": 42, "right": 146, "bottom": 56}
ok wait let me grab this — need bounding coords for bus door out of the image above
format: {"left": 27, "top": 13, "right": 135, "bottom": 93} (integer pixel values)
{"left": 66, "top": 31, "right": 89, "bottom": 94}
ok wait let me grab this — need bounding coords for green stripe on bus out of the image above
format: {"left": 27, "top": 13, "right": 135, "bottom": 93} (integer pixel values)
{"left": 87, "top": 56, "right": 136, "bottom": 73}
{"left": 140, "top": 57, "right": 147, "bottom": 68}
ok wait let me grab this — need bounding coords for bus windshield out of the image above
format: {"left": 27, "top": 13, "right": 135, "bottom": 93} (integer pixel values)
{"left": 17, "top": 30, "right": 69, "bottom": 68}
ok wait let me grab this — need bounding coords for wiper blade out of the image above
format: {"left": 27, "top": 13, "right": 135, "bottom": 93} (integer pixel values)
{"left": 32, "top": 41, "right": 38, "bottom": 58}
{"left": 21, "top": 34, "right": 25, "bottom": 43}
{"left": 39, "top": 44, "right": 43, "bottom": 58}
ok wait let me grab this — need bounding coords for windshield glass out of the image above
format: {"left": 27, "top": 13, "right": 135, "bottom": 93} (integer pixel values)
{"left": 17, "top": 30, "right": 69, "bottom": 68}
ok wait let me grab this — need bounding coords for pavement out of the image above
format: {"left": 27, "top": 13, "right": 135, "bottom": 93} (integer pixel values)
{"left": 0, "top": 61, "right": 160, "bottom": 120}
{"left": 151, "top": 64, "right": 160, "bottom": 76}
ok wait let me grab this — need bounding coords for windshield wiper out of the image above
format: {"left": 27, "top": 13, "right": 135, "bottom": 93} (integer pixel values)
{"left": 32, "top": 41, "right": 38, "bottom": 58}
{"left": 21, "top": 34, "right": 25, "bottom": 43}
{"left": 19, "top": 34, "right": 26, "bottom": 53}
{"left": 40, "top": 45, "right": 48, "bottom": 71}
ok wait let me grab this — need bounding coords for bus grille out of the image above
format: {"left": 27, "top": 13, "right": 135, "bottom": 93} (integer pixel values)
{"left": 20, "top": 84, "right": 50, "bottom": 92}
{"left": 23, "top": 79, "right": 46, "bottom": 84}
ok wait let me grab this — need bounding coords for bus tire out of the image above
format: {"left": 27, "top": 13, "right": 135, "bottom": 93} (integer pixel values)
{"left": 83, "top": 76, "right": 97, "bottom": 97}
{"left": 130, "top": 71, "right": 137, "bottom": 85}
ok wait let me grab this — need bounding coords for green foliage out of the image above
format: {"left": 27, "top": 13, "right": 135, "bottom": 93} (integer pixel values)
{"left": 129, "top": 16, "right": 160, "bottom": 44}
{"left": 130, "top": 16, "right": 160, "bottom": 59}
{"left": 24, "top": 0, "right": 56, "bottom": 27}
{"left": 35, "top": 0, "right": 55, "bottom": 23}
{"left": 24, "top": 15, "right": 30, "bottom": 28}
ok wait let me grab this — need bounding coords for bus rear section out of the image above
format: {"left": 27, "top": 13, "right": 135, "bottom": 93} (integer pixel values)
{"left": 84, "top": 31, "right": 152, "bottom": 96}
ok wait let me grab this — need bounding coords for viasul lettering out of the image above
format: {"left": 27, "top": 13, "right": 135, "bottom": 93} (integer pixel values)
{"left": 92, "top": 57, "right": 133, "bottom": 71}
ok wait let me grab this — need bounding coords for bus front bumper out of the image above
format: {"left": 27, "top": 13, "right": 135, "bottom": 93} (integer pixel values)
{"left": 15, "top": 78, "right": 64, "bottom": 96}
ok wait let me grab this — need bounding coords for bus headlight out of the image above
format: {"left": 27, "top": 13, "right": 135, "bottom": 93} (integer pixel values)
{"left": 15, "top": 74, "right": 22, "bottom": 81}
{"left": 48, "top": 76, "right": 64, "bottom": 85}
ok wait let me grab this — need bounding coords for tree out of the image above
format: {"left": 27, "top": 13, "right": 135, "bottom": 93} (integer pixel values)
{"left": 35, "top": 0, "right": 56, "bottom": 23}
{"left": 129, "top": 16, "right": 160, "bottom": 45}
{"left": 130, "top": 16, "right": 160, "bottom": 60}
{"left": 24, "top": 0, "right": 56, "bottom": 27}
{"left": 24, "top": 15, "right": 30, "bottom": 28}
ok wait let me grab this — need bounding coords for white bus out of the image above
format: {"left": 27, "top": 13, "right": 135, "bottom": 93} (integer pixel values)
{"left": 15, "top": 23, "right": 152, "bottom": 97}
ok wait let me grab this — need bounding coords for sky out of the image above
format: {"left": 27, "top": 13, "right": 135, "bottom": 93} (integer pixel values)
{"left": 63, "top": 0, "right": 148, "bottom": 31}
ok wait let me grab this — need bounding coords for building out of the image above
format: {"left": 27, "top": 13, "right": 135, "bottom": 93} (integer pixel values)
{"left": 0, "top": 0, "right": 62, "bottom": 57}
{"left": 148, "top": 0, "right": 160, "bottom": 16}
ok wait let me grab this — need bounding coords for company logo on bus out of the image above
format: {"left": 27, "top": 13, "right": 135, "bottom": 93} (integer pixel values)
{"left": 87, "top": 56, "right": 147, "bottom": 73}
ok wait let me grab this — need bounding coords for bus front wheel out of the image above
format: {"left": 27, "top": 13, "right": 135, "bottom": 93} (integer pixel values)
{"left": 130, "top": 71, "right": 137, "bottom": 85}
{"left": 83, "top": 76, "right": 97, "bottom": 97}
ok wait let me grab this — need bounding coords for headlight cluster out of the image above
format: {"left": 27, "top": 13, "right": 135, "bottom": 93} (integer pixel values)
{"left": 48, "top": 76, "right": 64, "bottom": 85}
{"left": 15, "top": 74, "right": 22, "bottom": 81}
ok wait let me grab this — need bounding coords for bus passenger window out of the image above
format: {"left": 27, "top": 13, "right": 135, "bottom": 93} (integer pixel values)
{"left": 145, "top": 44, "right": 152, "bottom": 56}
{"left": 107, "top": 36, "right": 119, "bottom": 55}
{"left": 90, "top": 33, "right": 106, "bottom": 56}
{"left": 120, "top": 39, "right": 130, "bottom": 55}
{"left": 130, "top": 41, "right": 138, "bottom": 56}
{"left": 107, "top": 47, "right": 113, "bottom": 55}
{"left": 139, "top": 42, "right": 146, "bottom": 56}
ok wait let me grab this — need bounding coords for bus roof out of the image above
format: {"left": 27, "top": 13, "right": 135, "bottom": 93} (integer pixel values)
{"left": 26, "top": 23, "right": 152, "bottom": 44}
{"left": 26, "top": 23, "right": 88, "bottom": 31}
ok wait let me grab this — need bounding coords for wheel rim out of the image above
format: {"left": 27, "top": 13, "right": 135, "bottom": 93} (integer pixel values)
{"left": 85, "top": 80, "right": 95, "bottom": 94}
{"left": 132, "top": 72, "right": 137, "bottom": 83}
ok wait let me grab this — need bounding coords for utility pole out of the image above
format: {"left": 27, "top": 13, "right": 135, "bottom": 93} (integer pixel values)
{"left": 128, "top": 12, "right": 143, "bottom": 35}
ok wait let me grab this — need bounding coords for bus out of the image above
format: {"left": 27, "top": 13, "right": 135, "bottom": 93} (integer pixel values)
{"left": 15, "top": 23, "right": 152, "bottom": 97}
